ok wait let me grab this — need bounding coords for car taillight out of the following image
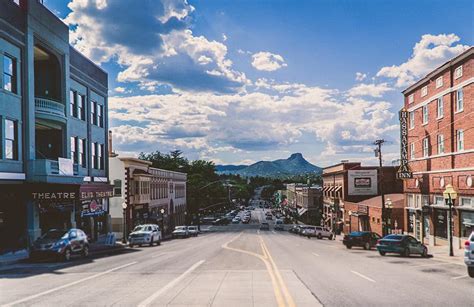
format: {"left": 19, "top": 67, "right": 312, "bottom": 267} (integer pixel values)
{"left": 465, "top": 240, "right": 470, "bottom": 250}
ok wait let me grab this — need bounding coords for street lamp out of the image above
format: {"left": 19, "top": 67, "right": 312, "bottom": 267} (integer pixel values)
{"left": 348, "top": 210, "right": 352, "bottom": 233}
{"left": 443, "top": 184, "right": 457, "bottom": 257}
{"left": 121, "top": 202, "right": 127, "bottom": 243}
{"left": 385, "top": 198, "right": 393, "bottom": 234}
{"left": 160, "top": 208, "right": 165, "bottom": 236}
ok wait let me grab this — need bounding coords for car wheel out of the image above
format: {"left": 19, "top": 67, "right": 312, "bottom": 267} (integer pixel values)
{"left": 317, "top": 234, "right": 322, "bottom": 239}
{"left": 379, "top": 251, "right": 386, "bottom": 256}
{"left": 157, "top": 238, "right": 161, "bottom": 246}
{"left": 150, "top": 238, "right": 154, "bottom": 247}
{"left": 364, "top": 242, "right": 370, "bottom": 250}
{"left": 129, "top": 243, "right": 134, "bottom": 248}
{"left": 468, "top": 267, "right": 474, "bottom": 278}
{"left": 63, "top": 248, "right": 72, "bottom": 261}
{"left": 328, "top": 234, "right": 333, "bottom": 240}
{"left": 421, "top": 247, "right": 428, "bottom": 258}
{"left": 402, "top": 247, "right": 410, "bottom": 257}
{"left": 346, "top": 245, "right": 352, "bottom": 249}
{"left": 82, "top": 245, "right": 89, "bottom": 258}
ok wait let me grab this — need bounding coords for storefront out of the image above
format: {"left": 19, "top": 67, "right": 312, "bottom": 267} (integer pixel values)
{"left": 0, "top": 186, "right": 27, "bottom": 254}
{"left": 460, "top": 210, "right": 474, "bottom": 239}
{"left": 434, "top": 208, "right": 448, "bottom": 240}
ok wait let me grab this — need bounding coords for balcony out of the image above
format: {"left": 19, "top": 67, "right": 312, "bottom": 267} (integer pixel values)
{"left": 30, "top": 159, "right": 82, "bottom": 184}
{"left": 35, "top": 97, "right": 66, "bottom": 123}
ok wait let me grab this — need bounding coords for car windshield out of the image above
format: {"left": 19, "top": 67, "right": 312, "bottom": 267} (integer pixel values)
{"left": 133, "top": 226, "right": 146, "bottom": 232}
{"left": 41, "top": 230, "right": 67, "bottom": 240}
{"left": 349, "top": 232, "right": 366, "bottom": 236}
{"left": 175, "top": 226, "right": 187, "bottom": 230}
{"left": 384, "top": 235, "right": 404, "bottom": 240}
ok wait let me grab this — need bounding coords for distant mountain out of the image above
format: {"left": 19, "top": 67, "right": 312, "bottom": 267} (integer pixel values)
{"left": 216, "top": 153, "right": 322, "bottom": 178}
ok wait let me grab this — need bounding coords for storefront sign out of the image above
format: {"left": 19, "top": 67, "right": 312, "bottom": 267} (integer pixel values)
{"left": 81, "top": 200, "right": 105, "bottom": 217}
{"left": 357, "top": 204, "right": 369, "bottom": 215}
{"left": 348, "top": 170, "right": 377, "bottom": 195}
{"left": 30, "top": 184, "right": 113, "bottom": 201}
{"left": 32, "top": 192, "right": 76, "bottom": 200}
{"left": 397, "top": 109, "right": 413, "bottom": 179}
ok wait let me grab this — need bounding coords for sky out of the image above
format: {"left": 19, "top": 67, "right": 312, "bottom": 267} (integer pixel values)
{"left": 44, "top": 0, "right": 473, "bottom": 167}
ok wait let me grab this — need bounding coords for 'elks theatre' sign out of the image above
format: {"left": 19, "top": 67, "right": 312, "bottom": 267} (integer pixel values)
{"left": 397, "top": 109, "right": 413, "bottom": 179}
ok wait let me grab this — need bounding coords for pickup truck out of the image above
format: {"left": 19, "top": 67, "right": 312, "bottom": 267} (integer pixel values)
{"left": 465, "top": 231, "right": 474, "bottom": 278}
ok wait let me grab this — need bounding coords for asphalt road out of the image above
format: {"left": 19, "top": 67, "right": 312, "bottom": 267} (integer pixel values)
{"left": 0, "top": 207, "right": 472, "bottom": 307}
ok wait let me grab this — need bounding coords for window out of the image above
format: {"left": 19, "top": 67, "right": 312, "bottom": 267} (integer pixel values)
{"left": 408, "top": 94, "right": 414, "bottom": 104}
{"left": 436, "top": 76, "right": 443, "bottom": 88}
{"left": 78, "top": 94, "right": 85, "bottom": 120}
{"left": 410, "top": 143, "right": 415, "bottom": 160}
{"left": 437, "top": 134, "right": 444, "bottom": 154}
{"left": 91, "top": 142, "right": 97, "bottom": 169}
{"left": 70, "top": 90, "right": 77, "bottom": 117}
{"left": 422, "top": 105, "right": 428, "bottom": 124}
{"left": 13, "top": 0, "right": 20, "bottom": 5}
{"left": 460, "top": 198, "right": 473, "bottom": 207}
{"left": 70, "top": 137, "right": 77, "bottom": 163}
{"left": 97, "top": 105, "right": 104, "bottom": 128}
{"left": 421, "top": 86, "right": 427, "bottom": 97}
{"left": 79, "top": 138, "right": 86, "bottom": 167}
{"left": 113, "top": 179, "right": 122, "bottom": 196}
{"left": 454, "top": 66, "right": 463, "bottom": 79}
{"left": 433, "top": 196, "right": 444, "bottom": 205}
{"left": 91, "top": 101, "right": 97, "bottom": 125}
{"left": 98, "top": 143, "right": 104, "bottom": 170}
{"left": 457, "top": 130, "right": 464, "bottom": 151}
{"left": 409, "top": 111, "right": 414, "bottom": 129}
{"left": 3, "top": 55, "right": 17, "bottom": 94}
{"left": 436, "top": 97, "right": 443, "bottom": 118}
{"left": 422, "top": 138, "right": 429, "bottom": 157}
{"left": 5, "top": 119, "right": 17, "bottom": 160}
{"left": 456, "top": 88, "right": 463, "bottom": 112}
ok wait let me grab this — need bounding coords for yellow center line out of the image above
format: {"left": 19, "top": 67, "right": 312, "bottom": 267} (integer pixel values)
{"left": 260, "top": 237, "right": 296, "bottom": 307}
{"left": 221, "top": 232, "right": 286, "bottom": 307}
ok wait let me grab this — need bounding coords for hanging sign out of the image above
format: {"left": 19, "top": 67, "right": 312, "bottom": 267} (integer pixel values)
{"left": 397, "top": 109, "right": 413, "bottom": 179}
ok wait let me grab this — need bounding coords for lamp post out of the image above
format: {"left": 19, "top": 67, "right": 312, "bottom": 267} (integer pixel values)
{"left": 443, "top": 184, "right": 457, "bottom": 257}
{"left": 160, "top": 208, "right": 165, "bottom": 236}
{"left": 184, "top": 211, "right": 187, "bottom": 226}
{"left": 121, "top": 202, "right": 127, "bottom": 243}
{"left": 385, "top": 198, "right": 393, "bottom": 235}
{"left": 348, "top": 210, "right": 352, "bottom": 233}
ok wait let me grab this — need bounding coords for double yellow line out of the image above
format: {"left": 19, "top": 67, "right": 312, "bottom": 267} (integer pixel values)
{"left": 222, "top": 232, "right": 295, "bottom": 307}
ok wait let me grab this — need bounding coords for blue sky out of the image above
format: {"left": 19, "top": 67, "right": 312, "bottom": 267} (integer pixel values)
{"left": 45, "top": 0, "right": 473, "bottom": 167}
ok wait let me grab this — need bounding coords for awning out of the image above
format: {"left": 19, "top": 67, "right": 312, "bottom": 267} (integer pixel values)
{"left": 334, "top": 186, "right": 342, "bottom": 192}
{"left": 298, "top": 208, "right": 308, "bottom": 216}
{"left": 323, "top": 186, "right": 329, "bottom": 192}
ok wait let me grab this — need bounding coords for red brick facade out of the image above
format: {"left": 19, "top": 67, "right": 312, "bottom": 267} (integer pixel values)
{"left": 402, "top": 47, "right": 474, "bottom": 248}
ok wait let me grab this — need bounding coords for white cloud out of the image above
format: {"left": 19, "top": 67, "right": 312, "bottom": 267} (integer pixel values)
{"left": 377, "top": 34, "right": 470, "bottom": 87}
{"left": 114, "top": 86, "right": 127, "bottom": 93}
{"left": 65, "top": 0, "right": 246, "bottom": 93}
{"left": 355, "top": 72, "right": 367, "bottom": 81}
{"left": 222, "top": 34, "right": 228, "bottom": 41}
{"left": 251, "top": 51, "right": 287, "bottom": 71}
{"left": 347, "top": 83, "right": 393, "bottom": 98}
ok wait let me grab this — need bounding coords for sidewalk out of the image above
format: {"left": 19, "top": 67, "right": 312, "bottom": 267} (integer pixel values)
{"left": 428, "top": 244, "right": 465, "bottom": 265}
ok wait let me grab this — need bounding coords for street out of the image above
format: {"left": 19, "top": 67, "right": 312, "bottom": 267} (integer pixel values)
{"left": 0, "top": 206, "right": 472, "bottom": 307}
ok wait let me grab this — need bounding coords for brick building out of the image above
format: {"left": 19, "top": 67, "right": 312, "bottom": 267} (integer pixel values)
{"left": 401, "top": 47, "right": 473, "bottom": 248}
{"left": 322, "top": 162, "right": 403, "bottom": 233}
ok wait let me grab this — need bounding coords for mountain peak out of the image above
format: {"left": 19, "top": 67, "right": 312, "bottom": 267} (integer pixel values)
{"left": 288, "top": 153, "right": 304, "bottom": 160}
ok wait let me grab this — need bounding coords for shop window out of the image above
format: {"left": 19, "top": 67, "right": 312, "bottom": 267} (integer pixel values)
{"left": 5, "top": 119, "right": 18, "bottom": 160}
{"left": 460, "top": 211, "right": 474, "bottom": 238}
{"left": 434, "top": 210, "right": 447, "bottom": 239}
{"left": 3, "top": 55, "right": 17, "bottom": 94}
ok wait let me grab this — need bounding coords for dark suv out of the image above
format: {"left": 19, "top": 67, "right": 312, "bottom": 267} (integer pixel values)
{"left": 343, "top": 231, "right": 381, "bottom": 250}
{"left": 31, "top": 228, "right": 89, "bottom": 261}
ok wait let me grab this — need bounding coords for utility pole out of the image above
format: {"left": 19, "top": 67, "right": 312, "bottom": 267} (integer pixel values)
{"left": 374, "top": 139, "right": 386, "bottom": 236}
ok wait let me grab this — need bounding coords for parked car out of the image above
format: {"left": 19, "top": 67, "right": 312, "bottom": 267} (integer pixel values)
{"left": 274, "top": 219, "right": 284, "bottom": 231}
{"left": 314, "top": 226, "right": 333, "bottom": 240}
{"left": 464, "top": 231, "right": 474, "bottom": 277}
{"left": 187, "top": 226, "right": 199, "bottom": 237}
{"left": 376, "top": 234, "right": 428, "bottom": 257}
{"left": 128, "top": 224, "right": 161, "bottom": 247}
{"left": 213, "top": 218, "right": 230, "bottom": 225}
{"left": 172, "top": 226, "right": 190, "bottom": 238}
{"left": 343, "top": 231, "right": 381, "bottom": 250}
{"left": 265, "top": 215, "right": 273, "bottom": 220}
{"left": 232, "top": 218, "right": 240, "bottom": 224}
{"left": 30, "top": 228, "right": 89, "bottom": 261}
{"left": 288, "top": 225, "right": 304, "bottom": 234}
{"left": 260, "top": 222, "right": 270, "bottom": 231}
{"left": 201, "top": 217, "right": 216, "bottom": 224}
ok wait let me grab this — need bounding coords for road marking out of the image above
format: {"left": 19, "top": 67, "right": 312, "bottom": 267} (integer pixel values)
{"left": 411, "top": 262, "right": 451, "bottom": 268}
{"left": 350, "top": 270, "right": 376, "bottom": 283}
{"left": 137, "top": 260, "right": 205, "bottom": 307}
{"left": 451, "top": 275, "right": 468, "bottom": 280}
{"left": 1, "top": 261, "right": 137, "bottom": 307}
{"left": 312, "top": 252, "right": 320, "bottom": 257}
{"left": 261, "top": 238, "right": 296, "bottom": 307}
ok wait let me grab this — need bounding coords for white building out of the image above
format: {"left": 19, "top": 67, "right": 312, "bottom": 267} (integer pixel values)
{"left": 109, "top": 155, "right": 187, "bottom": 238}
